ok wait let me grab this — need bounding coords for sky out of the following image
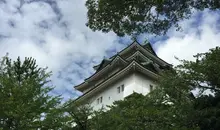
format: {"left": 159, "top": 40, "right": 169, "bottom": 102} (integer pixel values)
{"left": 0, "top": 0, "right": 220, "bottom": 101}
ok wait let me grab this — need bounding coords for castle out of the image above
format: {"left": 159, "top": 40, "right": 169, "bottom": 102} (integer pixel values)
{"left": 74, "top": 41, "right": 171, "bottom": 110}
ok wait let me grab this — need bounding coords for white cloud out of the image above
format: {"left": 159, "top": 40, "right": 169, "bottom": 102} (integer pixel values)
{"left": 1, "top": 0, "right": 220, "bottom": 101}
{"left": 155, "top": 10, "right": 220, "bottom": 66}
{"left": 0, "top": 0, "right": 123, "bottom": 101}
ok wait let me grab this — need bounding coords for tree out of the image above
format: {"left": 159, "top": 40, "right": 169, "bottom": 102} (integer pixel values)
{"left": 91, "top": 92, "right": 198, "bottom": 130}
{"left": 0, "top": 56, "right": 62, "bottom": 130}
{"left": 153, "top": 46, "right": 220, "bottom": 130}
{"left": 86, "top": 0, "right": 220, "bottom": 36}
{"left": 56, "top": 47, "right": 220, "bottom": 130}
{"left": 194, "top": 94, "right": 220, "bottom": 130}
{"left": 62, "top": 100, "right": 94, "bottom": 130}
{"left": 89, "top": 47, "right": 220, "bottom": 130}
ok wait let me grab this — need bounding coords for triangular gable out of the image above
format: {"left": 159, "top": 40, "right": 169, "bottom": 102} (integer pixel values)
{"left": 93, "top": 40, "right": 170, "bottom": 71}
{"left": 93, "top": 41, "right": 138, "bottom": 70}
{"left": 125, "top": 51, "right": 162, "bottom": 74}
{"left": 126, "top": 50, "right": 152, "bottom": 62}
{"left": 115, "top": 41, "right": 170, "bottom": 67}
{"left": 115, "top": 41, "right": 139, "bottom": 58}
{"left": 135, "top": 43, "right": 171, "bottom": 66}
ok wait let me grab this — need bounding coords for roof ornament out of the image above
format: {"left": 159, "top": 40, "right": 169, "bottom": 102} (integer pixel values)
{"left": 131, "top": 35, "right": 138, "bottom": 43}
{"left": 142, "top": 39, "right": 158, "bottom": 56}
{"left": 143, "top": 39, "right": 150, "bottom": 45}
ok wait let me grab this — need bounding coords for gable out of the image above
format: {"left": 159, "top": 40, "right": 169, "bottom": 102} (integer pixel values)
{"left": 93, "top": 41, "right": 170, "bottom": 71}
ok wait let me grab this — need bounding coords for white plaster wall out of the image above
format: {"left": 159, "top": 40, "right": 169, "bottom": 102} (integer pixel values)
{"left": 86, "top": 72, "right": 156, "bottom": 111}
{"left": 123, "top": 73, "right": 136, "bottom": 97}
{"left": 88, "top": 73, "right": 134, "bottom": 111}
{"left": 123, "top": 73, "right": 156, "bottom": 97}
{"left": 134, "top": 73, "right": 157, "bottom": 95}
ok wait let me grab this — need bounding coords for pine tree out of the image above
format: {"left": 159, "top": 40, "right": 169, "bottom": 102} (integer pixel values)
{"left": 0, "top": 56, "right": 62, "bottom": 130}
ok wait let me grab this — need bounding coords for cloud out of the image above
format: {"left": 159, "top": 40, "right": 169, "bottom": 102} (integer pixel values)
{"left": 155, "top": 10, "right": 220, "bottom": 66}
{"left": 0, "top": 0, "right": 126, "bottom": 101}
{"left": 1, "top": 0, "right": 220, "bottom": 101}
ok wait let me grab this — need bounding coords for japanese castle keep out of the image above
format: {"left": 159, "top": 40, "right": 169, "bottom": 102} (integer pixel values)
{"left": 74, "top": 41, "right": 171, "bottom": 110}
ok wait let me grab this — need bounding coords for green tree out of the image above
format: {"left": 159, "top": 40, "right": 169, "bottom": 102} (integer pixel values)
{"left": 90, "top": 47, "right": 220, "bottom": 130}
{"left": 62, "top": 100, "right": 94, "bottom": 130}
{"left": 150, "top": 46, "right": 220, "bottom": 130}
{"left": 86, "top": 0, "right": 220, "bottom": 36}
{"left": 194, "top": 94, "right": 220, "bottom": 130}
{"left": 177, "top": 47, "right": 220, "bottom": 130}
{"left": 91, "top": 92, "right": 198, "bottom": 130}
{"left": 0, "top": 56, "right": 62, "bottom": 130}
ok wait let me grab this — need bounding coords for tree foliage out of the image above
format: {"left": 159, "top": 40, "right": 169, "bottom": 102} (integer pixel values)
{"left": 0, "top": 56, "right": 62, "bottom": 130}
{"left": 62, "top": 100, "right": 94, "bottom": 130}
{"left": 90, "top": 92, "right": 198, "bottom": 130}
{"left": 86, "top": 0, "right": 220, "bottom": 36}
{"left": 2, "top": 47, "right": 220, "bottom": 130}
{"left": 87, "top": 47, "right": 220, "bottom": 130}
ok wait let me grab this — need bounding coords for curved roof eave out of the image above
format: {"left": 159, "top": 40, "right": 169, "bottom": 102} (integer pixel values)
{"left": 74, "top": 60, "right": 159, "bottom": 103}
{"left": 74, "top": 55, "right": 128, "bottom": 90}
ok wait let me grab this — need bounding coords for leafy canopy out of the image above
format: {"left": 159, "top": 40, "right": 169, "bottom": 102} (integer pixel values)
{"left": 62, "top": 100, "right": 94, "bottom": 130}
{"left": 0, "top": 56, "right": 62, "bottom": 130}
{"left": 61, "top": 46, "right": 220, "bottom": 130}
{"left": 86, "top": 0, "right": 220, "bottom": 36}
{"left": 88, "top": 47, "right": 220, "bottom": 130}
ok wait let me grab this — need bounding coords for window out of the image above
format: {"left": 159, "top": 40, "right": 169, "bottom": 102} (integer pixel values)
{"left": 97, "top": 96, "right": 103, "bottom": 104}
{"left": 117, "top": 87, "right": 120, "bottom": 93}
{"left": 100, "top": 96, "right": 103, "bottom": 103}
{"left": 117, "top": 84, "right": 124, "bottom": 93}
{"left": 150, "top": 84, "right": 153, "bottom": 92}
{"left": 97, "top": 98, "right": 99, "bottom": 104}
{"left": 121, "top": 84, "right": 124, "bottom": 92}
